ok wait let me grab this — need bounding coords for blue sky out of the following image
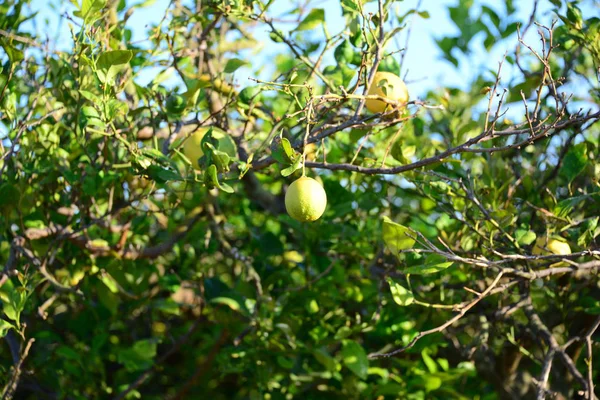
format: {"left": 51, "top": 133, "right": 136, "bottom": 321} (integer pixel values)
{"left": 21, "top": 0, "right": 600, "bottom": 107}
{"left": 25, "top": 1, "right": 547, "bottom": 93}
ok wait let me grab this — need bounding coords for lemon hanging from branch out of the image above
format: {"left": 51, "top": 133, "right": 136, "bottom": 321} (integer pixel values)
{"left": 365, "top": 71, "right": 409, "bottom": 114}
{"left": 175, "top": 127, "right": 236, "bottom": 170}
{"left": 285, "top": 176, "right": 327, "bottom": 222}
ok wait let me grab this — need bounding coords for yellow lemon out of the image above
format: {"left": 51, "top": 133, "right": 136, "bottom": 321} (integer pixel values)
{"left": 285, "top": 176, "right": 327, "bottom": 222}
{"left": 532, "top": 236, "right": 571, "bottom": 267}
{"left": 178, "top": 127, "right": 236, "bottom": 170}
{"left": 365, "top": 71, "right": 409, "bottom": 114}
{"left": 532, "top": 237, "right": 571, "bottom": 256}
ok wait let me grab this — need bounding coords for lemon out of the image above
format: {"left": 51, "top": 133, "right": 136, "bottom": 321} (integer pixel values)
{"left": 285, "top": 176, "right": 327, "bottom": 222}
{"left": 365, "top": 71, "right": 409, "bottom": 114}
{"left": 532, "top": 237, "right": 571, "bottom": 256}
{"left": 166, "top": 94, "right": 186, "bottom": 115}
{"left": 178, "top": 127, "right": 236, "bottom": 170}
{"left": 532, "top": 236, "right": 571, "bottom": 267}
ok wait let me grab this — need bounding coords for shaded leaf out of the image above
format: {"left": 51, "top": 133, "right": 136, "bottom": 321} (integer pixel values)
{"left": 404, "top": 254, "right": 453, "bottom": 275}
{"left": 116, "top": 339, "right": 157, "bottom": 372}
{"left": 560, "top": 143, "right": 588, "bottom": 183}
{"left": 382, "top": 216, "right": 416, "bottom": 255}
{"left": 341, "top": 341, "right": 368, "bottom": 380}
{"left": 386, "top": 277, "right": 414, "bottom": 306}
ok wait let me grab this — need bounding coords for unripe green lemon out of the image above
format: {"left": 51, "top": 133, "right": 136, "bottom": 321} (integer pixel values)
{"left": 285, "top": 176, "right": 327, "bottom": 222}
{"left": 365, "top": 71, "right": 409, "bottom": 114}
{"left": 166, "top": 94, "right": 187, "bottom": 115}
{"left": 238, "top": 86, "right": 262, "bottom": 105}
{"left": 178, "top": 127, "right": 236, "bottom": 170}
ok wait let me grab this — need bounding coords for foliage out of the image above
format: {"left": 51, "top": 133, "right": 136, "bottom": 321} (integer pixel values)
{"left": 0, "top": 0, "right": 599, "bottom": 399}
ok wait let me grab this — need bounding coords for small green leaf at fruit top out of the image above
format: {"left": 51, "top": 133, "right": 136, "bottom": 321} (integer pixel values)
{"left": 386, "top": 277, "right": 414, "bottom": 306}
{"left": 382, "top": 216, "right": 416, "bottom": 255}
{"left": 271, "top": 137, "right": 299, "bottom": 165}
{"left": 280, "top": 155, "right": 303, "bottom": 177}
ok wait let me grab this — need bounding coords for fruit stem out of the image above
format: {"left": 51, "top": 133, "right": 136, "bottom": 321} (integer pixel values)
{"left": 302, "top": 103, "right": 313, "bottom": 177}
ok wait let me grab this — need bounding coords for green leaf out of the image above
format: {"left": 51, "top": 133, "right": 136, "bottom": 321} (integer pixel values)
{"left": 566, "top": 3, "right": 583, "bottom": 30}
{"left": 560, "top": 143, "right": 588, "bottom": 183}
{"left": 204, "top": 142, "right": 231, "bottom": 172}
{"left": 210, "top": 297, "right": 242, "bottom": 312}
{"left": 100, "top": 272, "right": 119, "bottom": 293}
{"left": 97, "top": 50, "right": 132, "bottom": 70}
{"left": 554, "top": 192, "right": 599, "bottom": 218}
{"left": 280, "top": 155, "right": 303, "bottom": 177}
{"left": 80, "top": 106, "right": 105, "bottom": 128}
{"left": 0, "top": 40, "right": 24, "bottom": 64}
{"left": 56, "top": 345, "right": 83, "bottom": 362}
{"left": 386, "top": 278, "right": 414, "bottom": 306}
{"left": 0, "top": 319, "right": 14, "bottom": 337}
{"left": 76, "top": 0, "right": 106, "bottom": 24}
{"left": 334, "top": 326, "right": 352, "bottom": 340}
{"left": 404, "top": 254, "right": 453, "bottom": 275}
{"left": 422, "top": 349, "right": 438, "bottom": 373}
{"left": 515, "top": 229, "right": 537, "bottom": 245}
{"left": 272, "top": 137, "right": 298, "bottom": 165}
{"left": 96, "top": 50, "right": 132, "bottom": 84}
{"left": 382, "top": 216, "right": 416, "bottom": 255}
{"left": 224, "top": 58, "right": 249, "bottom": 73}
{"left": 313, "top": 348, "right": 337, "bottom": 371}
{"left": 296, "top": 8, "right": 325, "bottom": 31}
{"left": 3, "top": 302, "right": 19, "bottom": 323}
{"left": 205, "top": 164, "right": 234, "bottom": 193}
{"left": 116, "top": 339, "right": 157, "bottom": 372}
{"left": 78, "top": 89, "right": 101, "bottom": 103}
{"left": 422, "top": 375, "right": 443, "bottom": 392}
{"left": 341, "top": 341, "right": 368, "bottom": 380}
{"left": 153, "top": 299, "right": 181, "bottom": 316}
{"left": 145, "top": 165, "right": 182, "bottom": 182}
{"left": 341, "top": 0, "right": 360, "bottom": 14}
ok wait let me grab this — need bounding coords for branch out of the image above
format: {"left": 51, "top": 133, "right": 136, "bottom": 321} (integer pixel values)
{"left": 112, "top": 313, "right": 211, "bottom": 400}
{"left": 368, "top": 271, "right": 504, "bottom": 358}
{"left": 1, "top": 338, "right": 35, "bottom": 400}
{"left": 256, "top": 111, "right": 599, "bottom": 175}
{"left": 523, "top": 296, "right": 590, "bottom": 395}
{"left": 22, "top": 209, "right": 205, "bottom": 260}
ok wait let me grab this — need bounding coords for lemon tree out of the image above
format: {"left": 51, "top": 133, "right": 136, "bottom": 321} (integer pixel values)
{"left": 1, "top": 0, "right": 599, "bottom": 399}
